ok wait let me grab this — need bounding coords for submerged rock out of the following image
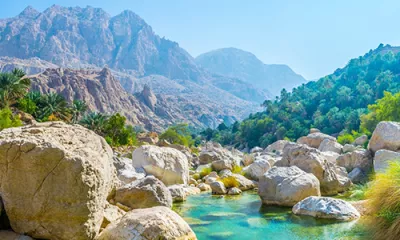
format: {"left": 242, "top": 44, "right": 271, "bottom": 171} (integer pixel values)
{"left": 0, "top": 122, "right": 116, "bottom": 240}
{"left": 258, "top": 166, "right": 320, "bottom": 206}
{"left": 0, "top": 231, "right": 33, "bottom": 240}
{"left": 97, "top": 206, "right": 197, "bottom": 240}
{"left": 132, "top": 145, "right": 189, "bottom": 185}
{"left": 292, "top": 196, "right": 360, "bottom": 221}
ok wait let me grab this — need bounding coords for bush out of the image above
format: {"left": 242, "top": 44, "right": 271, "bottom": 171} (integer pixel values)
{"left": 336, "top": 184, "right": 368, "bottom": 201}
{"left": 192, "top": 173, "right": 200, "bottom": 180}
{"left": 199, "top": 167, "right": 212, "bottom": 178}
{"left": 366, "top": 161, "right": 400, "bottom": 240}
{"left": 220, "top": 176, "right": 240, "bottom": 188}
{"left": 160, "top": 123, "right": 194, "bottom": 147}
{"left": 232, "top": 165, "right": 243, "bottom": 175}
{"left": 337, "top": 130, "right": 363, "bottom": 145}
{"left": 0, "top": 108, "right": 22, "bottom": 131}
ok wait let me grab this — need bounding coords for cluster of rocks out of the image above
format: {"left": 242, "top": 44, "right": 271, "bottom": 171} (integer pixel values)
{"left": 0, "top": 122, "right": 198, "bottom": 240}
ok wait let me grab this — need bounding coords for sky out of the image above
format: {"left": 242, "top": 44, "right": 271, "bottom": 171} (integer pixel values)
{"left": 1, "top": 0, "right": 400, "bottom": 80}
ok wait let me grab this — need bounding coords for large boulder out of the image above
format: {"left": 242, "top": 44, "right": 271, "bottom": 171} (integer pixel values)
{"left": 0, "top": 231, "right": 33, "bottom": 240}
{"left": 97, "top": 206, "right": 197, "bottom": 240}
{"left": 211, "top": 159, "right": 233, "bottom": 171}
{"left": 292, "top": 196, "right": 360, "bottom": 221}
{"left": 113, "top": 156, "right": 145, "bottom": 184}
{"left": 318, "top": 139, "right": 342, "bottom": 154}
{"left": 278, "top": 144, "right": 346, "bottom": 195}
{"left": 210, "top": 181, "right": 227, "bottom": 195}
{"left": 348, "top": 168, "right": 367, "bottom": 184}
{"left": 250, "top": 146, "right": 263, "bottom": 153}
{"left": 258, "top": 166, "right": 320, "bottom": 206}
{"left": 132, "top": 145, "right": 189, "bottom": 186}
{"left": 0, "top": 122, "right": 116, "bottom": 240}
{"left": 297, "top": 132, "right": 336, "bottom": 149}
{"left": 354, "top": 135, "right": 368, "bottom": 146}
{"left": 264, "top": 140, "right": 292, "bottom": 155}
{"left": 102, "top": 203, "right": 125, "bottom": 228}
{"left": 197, "top": 183, "right": 211, "bottom": 191}
{"left": 232, "top": 173, "right": 256, "bottom": 191}
{"left": 243, "top": 160, "right": 271, "bottom": 180}
{"left": 199, "top": 142, "right": 241, "bottom": 165}
{"left": 114, "top": 176, "right": 172, "bottom": 209}
{"left": 368, "top": 121, "right": 400, "bottom": 153}
{"left": 336, "top": 149, "right": 373, "bottom": 173}
{"left": 373, "top": 149, "right": 400, "bottom": 173}
{"left": 168, "top": 185, "right": 201, "bottom": 202}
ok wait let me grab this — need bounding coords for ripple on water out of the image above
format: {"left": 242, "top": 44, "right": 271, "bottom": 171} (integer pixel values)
{"left": 175, "top": 191, "right": 369, "bottom": 240}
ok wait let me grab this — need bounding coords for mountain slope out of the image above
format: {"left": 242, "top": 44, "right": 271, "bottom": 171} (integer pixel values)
{"left": 195, "top": 47, "right": 306, "bottom": 96}
{"left": 0, "top": 5, "right": 270, "bottom": 128}
{"left": 206, "top": 44, "right": 400, "bottom": 148}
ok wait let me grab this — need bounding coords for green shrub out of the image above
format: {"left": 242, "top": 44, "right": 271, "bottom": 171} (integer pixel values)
{"left": 220, "top": 176, "right": 239, "bottom": 188}
{"left": 199, "top": 167, "right": 212, "bottom": 178}
{"left": 232, "top": 165, "right": 243, "bottom": 175}
{"left": 192, "top": 173, "right": 200, "bottom": 180}
{"left": 0, "top": 108, "right": 22, "bottom": 131}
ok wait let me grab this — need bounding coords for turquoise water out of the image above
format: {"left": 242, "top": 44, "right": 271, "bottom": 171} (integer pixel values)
{"left": 173, "top": 191, "right": 369, "bottom": 240}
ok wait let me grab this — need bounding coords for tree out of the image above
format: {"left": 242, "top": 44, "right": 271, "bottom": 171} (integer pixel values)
{"left": 160, "top": 123, "right": 194, "bottom": 147}
{"left": 0, "top": 69, "right": 31, "bottom": 108}
{"left": 79, "top": 112, "right": 109, "bottom": 134}
{"left": 37, "top": 93, "right": 71, "bottom": 121}
{"left": 71, "top": 100, "right": 88, "bottom": 123}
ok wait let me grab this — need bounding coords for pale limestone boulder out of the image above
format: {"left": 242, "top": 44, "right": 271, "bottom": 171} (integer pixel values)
{"left": 97, "top": 206, "right": 197, "bottom": 240}
{"left": 336, "top": 149, "right": 373, "bottom": 173}
{"left": 0, "top": 231, "right": 33, "bottom": 240}
{"left": 197, "top": 183, "right": 211, "bottom": 191}
{"left": 132, "top": 145, "right": 189, "bottom": 186}
{"left": 115, "top": 176, "right": 172, "bottom": 209}
{"left": 310, "top": 128, "right": 320, "bottom": 134}
{"left": 0, "top": 122, "right": 116, "bottom": 240}
{"left": 297, "top": 132, "right": 336, "bottom": 149}
{"left": 348, "top": 168, "right": 366, "bottom": 184}
{"left": 227, "top": 187, "right": 242, "bottom": 195}
{"left": 373, "top": 149, "right": 400, "bottom": 173}
{"left": 258, "top": 166, "right": 320, "bottom": 206}
{"left": 242, "top": 154, "right": 255, "bottom": 166}
{"left": 243, "top": 160, "right": 271, "bottom": 181}
{"left": 219, "top": 169, "right": 233, "bottom": 178}
{"left": 255, "top": 154, "right": 280, "bottom": 167}
{"left": 113, "top": 156, "right": 146, "bottom": 184}
{"left": 354, "top": 135, "right": 368, "bottom": 146}
{"left": 335, "top": 166, "right": 352, "bottom": 191}
{"left": 321, "top": 151, "right": 340, "bottom": 164}
{"left": 211, "top": 159, "right": 233, "bottom": 171}
{"left": 250, "top": 146, "right": 263, "bottom": 153}
{"left": 168, "top": 185, "right": 201, "bottom": 202}
{"left": 264, "top": 140, "right": 292, "bottom": 155}
{"left": 232, "top": 173, "right": 256, "bottom": 191}
{"left": 318, "top": 139, "right": 343, "bottom": 154}
{"left": 210, "top": 181, "right": 227, "bottom": 195}
{"left": 343, "top": 144, "right": 358, "bottom": 153}
{"left": 102, "top": 203, "right": 125, "bottom": 228}
{"left": 293, "top": 196, "right": 360, "bottom": 221}
{"left": 199, "top": 142, "right": 241, "bottom": 165}
{"left": 368, "top": 121, "right": 400, "bottom": 153}
{"left": 278, "top": 144, "right": 345, "bottom": 195}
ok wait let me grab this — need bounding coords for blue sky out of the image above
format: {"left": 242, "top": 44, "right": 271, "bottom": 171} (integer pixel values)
{"left": 1, "top": 0, "right": 400, "bottom": 80}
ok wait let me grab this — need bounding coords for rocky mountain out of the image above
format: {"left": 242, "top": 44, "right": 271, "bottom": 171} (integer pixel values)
{"left": 0, "top": 6, "right": 270, "bottom": 129}
{"left": 195, "top": 48, "right": 306, "bottom": 96}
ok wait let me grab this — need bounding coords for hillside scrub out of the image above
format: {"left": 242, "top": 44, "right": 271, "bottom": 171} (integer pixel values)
{"left": 366, "top": 161, "right": 400, "bottom": 240}
{"left": 0, "top": 108, "right": 22, "bottom": 131}
{"left": 201, "top": 45, "right": 400, "bottom": 148}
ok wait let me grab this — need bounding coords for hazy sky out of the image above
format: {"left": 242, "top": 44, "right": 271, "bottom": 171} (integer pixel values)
{"left": 1, "top": 0, "right": 400, "bottom": 80}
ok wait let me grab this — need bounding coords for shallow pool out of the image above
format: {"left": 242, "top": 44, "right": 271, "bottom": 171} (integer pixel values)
{"left": 173, "top": 191, "right": 369, "bottom": 240}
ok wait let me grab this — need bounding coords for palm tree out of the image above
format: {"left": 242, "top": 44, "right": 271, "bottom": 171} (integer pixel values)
{"left": 0, "top": 69, "right": 31, "bottom": 108}
{"left": 79, "top": 112, "right": 109, "bottom": 134}
{"left": 38, "top": 92, "right": 71, "bottom": 121}
{"left": 71, "top": 100, "right": 88, "bottom": 123}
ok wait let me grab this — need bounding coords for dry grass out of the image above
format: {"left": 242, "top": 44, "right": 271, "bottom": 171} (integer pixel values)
{"left": 220, "top": 176, "right": 240, "bottom": 188}
{"left": 366, "top": 161, "right": 400, "bottom": 240}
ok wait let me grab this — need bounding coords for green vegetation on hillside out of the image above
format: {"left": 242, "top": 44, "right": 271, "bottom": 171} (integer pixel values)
{"left": 201, "top": 44, "right": 400, "bottom": 148}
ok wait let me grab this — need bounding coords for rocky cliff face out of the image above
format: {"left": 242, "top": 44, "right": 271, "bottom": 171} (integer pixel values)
{"left": 0, "top": 5, "right": 266, "bottom": 130}
{"left": 26, "top": 66, "right": 246, "bottom": 130}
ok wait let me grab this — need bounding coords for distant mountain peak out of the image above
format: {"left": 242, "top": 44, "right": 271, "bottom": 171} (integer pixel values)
{"left": 19, "top": 5, "right": 40, "bottom": 18}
